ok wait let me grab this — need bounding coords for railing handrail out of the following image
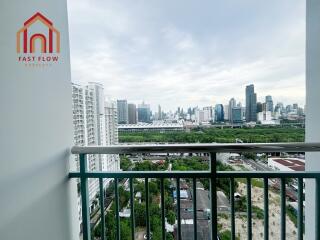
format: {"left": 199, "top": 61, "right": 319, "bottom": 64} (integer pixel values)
{"left": 71, "top": 142, "right": 320, "bottom": 154}
{"left": 69, "top": 170, "right": 320, "bottom": 179}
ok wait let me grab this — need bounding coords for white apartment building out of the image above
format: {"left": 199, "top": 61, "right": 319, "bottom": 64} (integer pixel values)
{"left": 195, "top": 109, "right": 205, "bottom": 124}
{"left": 72, "top": 82, "right": 120, "bottom": 226}
{"left": 104, "top": 100, "right": 120, "bottom": 172}
{"left": 203, "top": 106, "right": 213, "bottom": 122}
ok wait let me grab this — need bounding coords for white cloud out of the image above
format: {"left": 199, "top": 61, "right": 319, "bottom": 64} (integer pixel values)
{"left": 68, "top": 0, "right": 305, "bottom": 111}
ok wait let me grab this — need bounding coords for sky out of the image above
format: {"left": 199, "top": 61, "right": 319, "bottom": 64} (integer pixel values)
{"left": 67, "top": 0, "right": 305, "bottom": 112}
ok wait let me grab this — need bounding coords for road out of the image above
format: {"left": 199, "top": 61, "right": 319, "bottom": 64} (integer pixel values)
{"left": 217, "top": 191, "right": 230, "bottom": 211}
{"left": 245, "top": 159, "right": 272, "bottom": 171}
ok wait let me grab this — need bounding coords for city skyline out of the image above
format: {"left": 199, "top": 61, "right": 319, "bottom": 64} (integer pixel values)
{"left": 68, "top": 0, "right": 305, "bottom": 111}
{"left": 77, "top": 81, "right": 303, "bottom": 114}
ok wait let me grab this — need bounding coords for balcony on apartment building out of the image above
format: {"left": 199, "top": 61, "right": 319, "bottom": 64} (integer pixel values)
{"left": 70, "top": 142, "right": 320, "bottom": 240}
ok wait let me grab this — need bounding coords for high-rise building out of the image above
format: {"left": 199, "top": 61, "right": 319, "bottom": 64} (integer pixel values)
{"left": 215, "top": 104, "right": 224, "bottom": 122}
{"left": 256, "top": 102, "right": 263, "bottom": 113}
{"left": 245, "top": 84, "right": 257, "bottom": 122}
{"left": 228, "top": 98, "right": 236, "bottom": 122}
{"left": 128, "top": 103, "right": 137, "bottom": 124}
{"left": 72, "top": 83, "right": 86, "bottom": 173}
{"left": 104, "top": 101, "right": 120, "bottom": 171}
{"left": 224, "top": 104, "right": 229, "bottom": 121}
{"left": 195, "top": 109, "right": 205, "bottom": 124}
{"left": 138, "top": 102, "right": 151, "bottom": 123}
{"left": 72, "top": 82, "right": 120, "bottom": 223}
{"left": 286, "top": 105, "right": 293, "bottom": 113}
{"left": 158, "top": 105, "right": 162, "bottom": 120}
{"left": 231, "top": 107, "right": 243, "bottom": 123}
{"left": 203, "top": 106, "right": 213, "bottom": 122}
{"left": 274, "top": 102, "right": 284, "bottom": 115}
{"left": 117, "top": 100, "right": 128, "bottom": 124}
{"left": 265, "top": 95, "right": 274, "bottom": 112}
{"left": 87, "top": 83, "right": 107, "bottom": 171}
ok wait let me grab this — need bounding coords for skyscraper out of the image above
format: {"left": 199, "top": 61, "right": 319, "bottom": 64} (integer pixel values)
{"left": 256, "top": 102, "right": 263, "bottom": 113}
{"left": 87, "top": 82, "right": 107, "bottom": 173}
{"left": 104, "top": 101, "right": 120, "bottom": 171}
{"left": 117, "top": 100, "right": 128, "bottom": 124}
{"left": 215, "top": 104, "right": 224, "bottom": 122}
{"left": 224, "top": 104, "right": 229, "bottom": 121}
{"left": 245, "top": 84, "right": 257, "bottom": 122}
{"left": 274, "top": 102, "right": 284, "bottom": 114}
{"left": 265, "top": 95, "right": 273, "bottom": 112}
{"left": 72, "top": 82, "right": 120, "bottom": 224}
{"left": 228, "top": 98, "right": 236, "bottom": 122}
{"left": 128, "top": 103, "right": 137, "bottom": 124}
{"left": 203, "top": 106, "right": 213, "bottom": 122}
{"left": 195, "top": 109, "right": 205, "bottom": 124}
{"left": 138, "top": 102, "right": 151, "bottom": 123}
{"left": 232, "top": 107, "right": 243, "bottom": 123}
{"left": 158, "top": 105, "right": 162, "bottom": 120}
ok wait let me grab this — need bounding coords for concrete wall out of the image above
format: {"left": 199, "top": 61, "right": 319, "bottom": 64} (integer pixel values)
{"left": 0, "top": 1, "right": 78, "bottom": 239}
{"left": 306, "top": 0, "right": 320, "bottom": 238}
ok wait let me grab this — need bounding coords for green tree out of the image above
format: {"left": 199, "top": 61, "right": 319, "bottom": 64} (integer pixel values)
{"left": 166, "top": 233, "right": 174, "bottom": 240}
{"left": 165, "top": 195, "right": 174, "bottom": 212}
{"left": 105, "top": 210, "right": 116, "bottom": 239}
{"left": 120, "top": 156, "right": 132, "bottom": 171}
{"left": 120, "top": 219, "right": 131, "bottom": 240}
{"left": 149, "top": 181, "right": 159, "bottom": 196}
{"left": 242, "top": 152, "right": 256, "bottom": 160}
{"left": 166, "top": 210, "right": 176, "bottom": 225}
{"left": 119, "top": 186, "right": 130, "bottom": 209}
{"left": 134, "top": 202, "right": 146, "bottom": 227}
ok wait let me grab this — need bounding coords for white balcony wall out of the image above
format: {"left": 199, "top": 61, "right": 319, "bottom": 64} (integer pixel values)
{"left": 0, "top": 1, "right": 78, "bottom": 240}
{"left": 306, "top": 0, "right": 320, "bottom": 239}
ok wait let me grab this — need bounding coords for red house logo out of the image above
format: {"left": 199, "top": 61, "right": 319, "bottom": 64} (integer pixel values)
{"left": 17, "top": 12, "right": 60, "bottom": 54}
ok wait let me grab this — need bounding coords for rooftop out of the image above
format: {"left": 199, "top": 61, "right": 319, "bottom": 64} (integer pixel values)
{"left": 270, "top": 158, "right": 305, "bottom": 171}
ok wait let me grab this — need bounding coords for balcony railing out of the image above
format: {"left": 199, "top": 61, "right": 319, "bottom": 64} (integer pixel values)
{"left": 69, "top": 143, "right": 320, "bottom": 240}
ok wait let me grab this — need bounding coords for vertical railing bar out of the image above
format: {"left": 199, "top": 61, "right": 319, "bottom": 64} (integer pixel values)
{"left": 263, "top": 178, "right": 269, "bottom": 240}
{"left": 99, "top": 178, "right": 105, "bottom": 240}
{"left": 247, "top": 178, "right": 252, "bottom": 240}
{"left": 210, "top": 152, "right": 217, "bottom": 240}
{"left": 145, "top": 178, "right": 150, "bottom": 240}
{"left": 280, "top": 178, "right": 286, "bottom": 240}
{"left": 297, "top": 178, "right": 303, "bottom": 240}
{"left": 177, "top": 178, "right": 181, "bottom": 240}
{"left": 316, "top": 178, "right": 320, "bottom": 240}
{"left": 115, "top": 178, "right": 120, "bottom": 240}
{"left": 193, "top": 178, "right": 197, "bottom": 240}
{"left": 80, "top": 153, "right": 91, "bottom": 240}
{"left": 230, "top": 177, "right": 235, "bottom": 240}
{"left": 160, "top": 178, "right": 166, "bottom": 240}
{"left": 130, "top": 178, "right": 135, "bottom": 240}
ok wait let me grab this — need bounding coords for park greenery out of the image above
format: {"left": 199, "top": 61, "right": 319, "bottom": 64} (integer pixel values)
{"left": 119, "top": 126, "right": 305, "bottom": 143}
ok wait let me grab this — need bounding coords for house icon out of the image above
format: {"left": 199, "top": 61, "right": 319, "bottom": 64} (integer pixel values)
{"left": 16, "top": 12, "right": 60, "bottom": 54}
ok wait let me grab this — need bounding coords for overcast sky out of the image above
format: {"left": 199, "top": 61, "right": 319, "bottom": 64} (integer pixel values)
{"left": 68, "top": 0, "right": 305, "bottom": 112}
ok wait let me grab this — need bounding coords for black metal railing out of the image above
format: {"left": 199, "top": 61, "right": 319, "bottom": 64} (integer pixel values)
{"left": 69, "top": 142, "right": 320, "bottom": 240}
